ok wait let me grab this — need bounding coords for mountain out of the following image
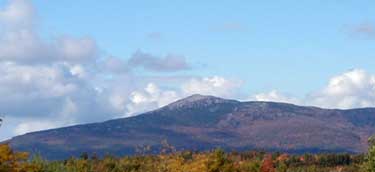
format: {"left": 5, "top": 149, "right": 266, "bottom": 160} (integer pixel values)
{"left": 7, "top": 94, "right": 375, "bottom": 159}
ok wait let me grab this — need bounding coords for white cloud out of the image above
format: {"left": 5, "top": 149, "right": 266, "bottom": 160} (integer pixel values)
{"left": 124, "top": 76, "right": 242, "bottom": 116}
{"left": 0, "top": 62, "right": 77, "bottom": 99}
{"left": 125, "top": 83, "right": 179, "bottom": 116}
{"left": 0, "top": 0, "right": 35, "bottom": 30}
{"left": 308, "top": 69, "right": 375, "bottom": 109}
{"left": 182, "top": 76, "right": 242, "bottom": 98}
{"left": 0, "top": 30, "right": 49, "bottom": 63}
{"left": 0, "top": 30, "right": 98, "bottom": 64}
{"left": 56, "top": 36, "right": 98, "bottom": 63}
{"left": 101, "top": 56, "right": 129, "bottom": 74}
{"left": 252, "top": 69, "right": 375, "bottom": 109}
{"left": 0, "top": 0, "right": 98, "bottom": 64}
{"left": 128, "top": 50, "right": 191, "bottom": 72}
{"left": 14, "top": 120, "right": 64, "bottom": 136}
{"left": 252, "top": 90, "right": 300, "bottom": 105}
{"left": 0, "top": 0, "right": 114, "bottom": 138}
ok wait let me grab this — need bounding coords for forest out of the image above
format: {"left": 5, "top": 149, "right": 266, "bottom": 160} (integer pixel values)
{"left": 1, "top": 141, "right": 375, "bottom": 172}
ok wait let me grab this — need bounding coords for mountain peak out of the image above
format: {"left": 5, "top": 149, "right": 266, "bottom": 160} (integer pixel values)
{"left": 164, "top": 94, "right": 238, "bottom": 110}
{"left": 183, "top": 94, "right": 218, "bottom": 101}
{"left": 8, "top": 94, "right": 375, "bottom": 159}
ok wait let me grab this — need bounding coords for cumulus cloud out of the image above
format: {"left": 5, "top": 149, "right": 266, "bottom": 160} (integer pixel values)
{"left": 100, "top": 56, "right": 130, "bottom": 74}
{"left": 124, "top": 76, "right": 243, "bottom": 116}
{"left": 0, "top": 0, "right": 116, "bottom": 138}
{"left": 0, "top": 0, "right": 98, "bottom": 65}
{"left": 0, "top": 0, "right": 47, "bottom": 63}
{"left": 252, "top": 69, "right": 375, "bottom": 109}
{"left": 125, "top": 83, "right": 180, "bottom": 116}
{"left": 14, "top": 120, "right": 64, "bottom": 135}
{"left": 182, "top": 76, "right": 242, "bottom": 98}
{"left": 0, "top": 0, "right": 197, "bottom": 139}
{"left": 0, "top": 31, "right": 98, "bottom": 64}
{"left": 0, "top": 0, "right": 35, "bottom": 30}
{"left": 0, "top": 63, "right": 74, "bottom": 97}
{"left": 308, "top": 69, "right": 375, "bottom": 109}
{"left": 128, "top": 50, "right": 191, "bottom": 72}
{"left": 56, "top": 36, "right": 99, "bottom": 63}
{"left": 252, "top": 90, "right": 301, "bottom": 105}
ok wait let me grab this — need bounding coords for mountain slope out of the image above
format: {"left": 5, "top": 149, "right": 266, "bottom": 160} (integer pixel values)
{"left": 8, "top": 94, "right": 375, "bottom": 159}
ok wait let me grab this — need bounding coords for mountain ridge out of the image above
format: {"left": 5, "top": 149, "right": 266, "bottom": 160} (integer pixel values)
{"left": 7, "top": 94, "right": 375, "bottom": 159}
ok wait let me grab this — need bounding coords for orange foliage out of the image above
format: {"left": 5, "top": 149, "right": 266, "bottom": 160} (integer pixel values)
{"left": 276, "top": 153, "right": 289, "bottom": 162}
{"left": 260, "top": 154, "right": 275, "bottom": 172}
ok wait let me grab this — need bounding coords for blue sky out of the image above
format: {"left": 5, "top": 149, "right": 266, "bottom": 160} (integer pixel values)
{"left": 0, "top": 0, "right": 375, "bottom": 140}
{"left": 29, "top": 0, "right": 375, "bottom": 95}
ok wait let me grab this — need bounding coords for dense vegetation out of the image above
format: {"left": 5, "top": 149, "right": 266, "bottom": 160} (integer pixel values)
{"left": 0, "top": 142, "right": 372, "bottom": 172}
{"left": 1, "top": 134, "right": 375, "bottom": 172}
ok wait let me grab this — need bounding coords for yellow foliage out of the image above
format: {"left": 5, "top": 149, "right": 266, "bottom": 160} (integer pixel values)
{"left": 155, "top": 152, "right": 211, "bottom": 172}
{"left": 0, "top": 144, "right": 40, "bottom": 172}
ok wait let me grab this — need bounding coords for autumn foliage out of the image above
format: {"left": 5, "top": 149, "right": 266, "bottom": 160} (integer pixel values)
{"left": 0, "top": 143, "right": 369, "bottom": 172}
{"left": 0, "top": 144, "right": 38, "bottom": 172}
{"left": 260, "top": 154, "right": 275, "bottom": 172}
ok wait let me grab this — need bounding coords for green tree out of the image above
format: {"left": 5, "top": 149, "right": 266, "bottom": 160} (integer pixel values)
{"left": 364, "top": 136, "right": 375, "bottom": 172}
{"left": 207, "top": 149, "right": 235, "bottom": 172}
{"left": 276, "top": 161, "right": 287, "bottom": 172}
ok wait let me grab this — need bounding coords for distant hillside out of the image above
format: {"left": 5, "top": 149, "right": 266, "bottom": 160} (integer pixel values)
{"left": 8, "top": 94, "right": 375, "bottom": 159}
